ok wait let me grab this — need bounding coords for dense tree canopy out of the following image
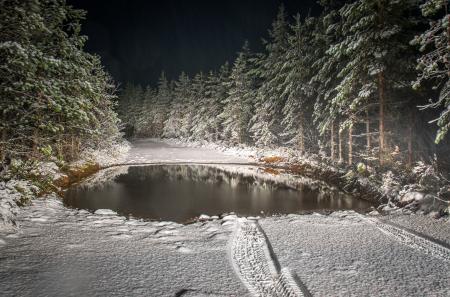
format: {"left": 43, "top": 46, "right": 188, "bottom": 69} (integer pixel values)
{"left": 119, "top": 1, "right": 449, "bottom": 171}
{"left": 0, "top": 0, "right": 120, "bottom": 164}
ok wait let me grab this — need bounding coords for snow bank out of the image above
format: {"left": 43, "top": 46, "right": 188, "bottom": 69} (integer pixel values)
{"left": 76, "top": 140, "right": 130, "bottom": 167}
{"left": 163, "top": 137, "right": 335, "bottom": 170}
{"left": 0, "top": 180, "right": 38, "bottom": 230}
{"left": 0, "top": 141, "right": 130, "bottom": 230}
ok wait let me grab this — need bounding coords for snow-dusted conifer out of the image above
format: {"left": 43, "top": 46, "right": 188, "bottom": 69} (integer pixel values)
{"left": 221, "top": 42, "right": 254, "bottom": 145}
{"left": 250, "top": 5, "right": 290, "bottom": 146}
{"left": 0, "top": 0, "right": 120, "bottom": 162}
{"left": 164, "top": 72, "right": 189, "bottom": 138}
{"left": 280, "top": 14, "right": 316, "bottom": 152}
{"left": 412, "top": 0, "right": 450, "bottom": 143}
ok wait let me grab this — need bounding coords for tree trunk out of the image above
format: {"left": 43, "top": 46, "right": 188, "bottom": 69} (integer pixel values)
{"left": 348, "top": 124, "right": 353, "bottom": 165}
{"left": 338, "top": 126, "right": 343, "bottom": 164}
{"left": 366, "top": 108, "right": 371, "bottom": 153}
{"left": 0, "top": 129, "right": 6, "bottom": 163}
{"left": 407, "top": 112, "right": 414, "bottom": 167}
{"left": 32, "top": 129, "right": 39, "bottom": 158}
{"left": 447, "top": 2, "right": 450, "bottom": 77}
{"left": 71, "top": 136, "right": 75, "bottom": 160}
{"left": 299, "top": 122, "right": 305, "bottom": 153}
{"left": 378, "top": 71, "right": 386, "bottom": 165}
{"left": 330, "top": 121, "right": 335, "bottom": 160}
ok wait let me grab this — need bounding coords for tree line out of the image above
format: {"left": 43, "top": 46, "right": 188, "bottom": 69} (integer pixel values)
{"left": 0, "top": 0, "right": 120, "bottom": 165}
{"left": 120, "top": 0, "right": 449, "bottom": 171}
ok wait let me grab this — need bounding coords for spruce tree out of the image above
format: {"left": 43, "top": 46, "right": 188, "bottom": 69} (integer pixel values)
{"left": 221, "top": 42, "right": 254, "bottom": 145}
{"left": 190, "top": 73, "right": 208, "bottom": 140}
{"left": 311, "top": 1, "right": 348, "bottom": 161}
{"left": 327, "top": 0, "right": 421, "bottom": 164}
{"left": 0, "top": 0, "right": 120, "bottom": 162}
{"left": 250, "top": 5, "right": 290, "bottom": 146}
{"left": 280, "top": 14, "right": 316, "bottom": 152}
{"left": 163, "top": 72, "right": 189, "bottom": 138}
{"left": 153, "top": 72, "right": 172, "bottom": 137}
{"left": 412, "top": 0, "right": 449, "bottom": 143}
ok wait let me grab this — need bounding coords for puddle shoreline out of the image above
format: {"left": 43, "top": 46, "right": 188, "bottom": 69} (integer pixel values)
{"left": 64, "top": 165, "right": 376, "bottom": 223}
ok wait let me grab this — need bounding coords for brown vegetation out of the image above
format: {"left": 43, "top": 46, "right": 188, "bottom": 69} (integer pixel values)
{"left": 260, "top": 156, "right": 286, "bottom": 164}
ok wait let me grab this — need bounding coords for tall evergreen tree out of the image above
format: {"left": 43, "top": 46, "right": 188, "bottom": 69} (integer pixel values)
{"left": 311, "top": 1, "right": 348, "bottom": 161}
{"left": 221, "top": 42, "right": 254, "bottom": 145}
{"left": 136, "top": 86, "right": 156, "bottom": 137}
{"left": 250, "top": 5, "right": 290, "bottom": 146}
{"left": 153, "top": 72, "right": 172, "bottom": 137}
{"left": 412, "top": 0, "right": 450, "bottom": 143}
{"left": 190, "top": 73, "right": 208, "bottom": 140}
{"left": 163, "top": 72, "right": 189, "bottom": 138}
{"left": 281, "top": 14, "right": 316, "bottom": 152}
{"left": 327, "top": 0, "right": 422, "bottom": 164}
{"left": 0, "top": 0, "right": 120, "bottom": 162}
{"left": 203, "top": 65, "right": 229, "bottom": 142}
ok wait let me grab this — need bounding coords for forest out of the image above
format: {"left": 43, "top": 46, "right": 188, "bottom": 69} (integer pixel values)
{"left": 0, "top": 0, "right": 120, "bottom": 166}
{"left": 119, "top": 0, "right": 450, "bottom": 173}
{"left": 1, "top": 1, "right": 450, "bottom": 295}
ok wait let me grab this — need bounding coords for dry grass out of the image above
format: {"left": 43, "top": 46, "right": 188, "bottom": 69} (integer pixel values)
{"left": 260, "top": 156, "right": 286, "bottom": 164}
{"left": 262, "top": 167, "right": 281, "bottom": 175}
{"left": 65, "top": 162, "right": 100, "bottom": 186}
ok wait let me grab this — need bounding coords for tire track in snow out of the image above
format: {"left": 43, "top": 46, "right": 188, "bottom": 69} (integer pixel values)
{"left": 230, "top": 219, "right": 311, "bottom": 297}
{"left": 367, "top": 218, "right": 450, "bottom": 262}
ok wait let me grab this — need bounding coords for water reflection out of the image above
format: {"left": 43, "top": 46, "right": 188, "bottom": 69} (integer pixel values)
{"left": 64, "top": 165, "right": 373, "bottom": 222}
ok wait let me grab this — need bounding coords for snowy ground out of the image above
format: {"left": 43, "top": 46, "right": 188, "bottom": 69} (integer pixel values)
{"left": 124, "top": 138, "right": 252, "bottom": 164}
{"left": 0, "top": 139, "right": 449, "bottom": 296}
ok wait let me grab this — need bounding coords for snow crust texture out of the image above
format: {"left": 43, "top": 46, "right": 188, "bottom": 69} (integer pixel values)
{"left": 0, "top": 197, "right": 250, "bottom": 297}
{"left": 1, "top": 198, "right": 449, "bottom": 296}
{"left": 260, "top": 212, "right": 450, "bottom": 297}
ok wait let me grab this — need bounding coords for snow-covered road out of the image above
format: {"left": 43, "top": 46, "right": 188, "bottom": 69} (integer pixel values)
{"left": 124, "top": 138, "right": 252, "bottom": 164}
{"left": 0, "top": 139, "right": 449, "bottom": 296}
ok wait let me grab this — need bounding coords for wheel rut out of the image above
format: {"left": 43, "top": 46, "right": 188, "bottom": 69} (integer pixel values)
{"left": 230, "top": 219, "right": 311, "bottom": 297}
{"left": 368, "top": 218, "right": 450, "bottom": 262}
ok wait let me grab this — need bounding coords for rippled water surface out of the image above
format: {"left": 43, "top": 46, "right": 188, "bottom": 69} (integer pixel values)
{"left": 64, "top": 165, "right": 374, "bottom": 222}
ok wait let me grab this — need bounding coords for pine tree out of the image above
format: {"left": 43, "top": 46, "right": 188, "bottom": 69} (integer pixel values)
{"left": 250, "top": 5, "right": 290, "bottom": 146}
{"left": 311, "top": 1, "right": 348, "bottom": 161}
{"left": 153, "top": 72, "right": 172, "bottom": 137}
{"left": 327, "top": 0, "right": 421, "bottom": 164}
{"left": 137, "top": 86, "right": 157, "bottom": 137}
{"left": 163, "top": 72, "right": 189, "bottom": 138}
{"left": 221, "top": 42, "right": 254, "bottom": 145}
{"left": 412, "top": 0, "right": 450, "bottom": 143}
{"left": 280, "top": 14, "right": 316, "bottom": 152}
{"left": 0, "top": 0, "right": 120, "bottom": 162}
{"left": 190, "top": 72, "right": 208, "bottom": 140}
{"left": 203, "top": 65, "right": 229, "bottom": 142}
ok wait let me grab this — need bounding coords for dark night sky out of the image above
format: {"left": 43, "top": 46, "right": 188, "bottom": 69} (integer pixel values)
{"left": 67, "top": 0, "right": 321, "bottom": 86}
